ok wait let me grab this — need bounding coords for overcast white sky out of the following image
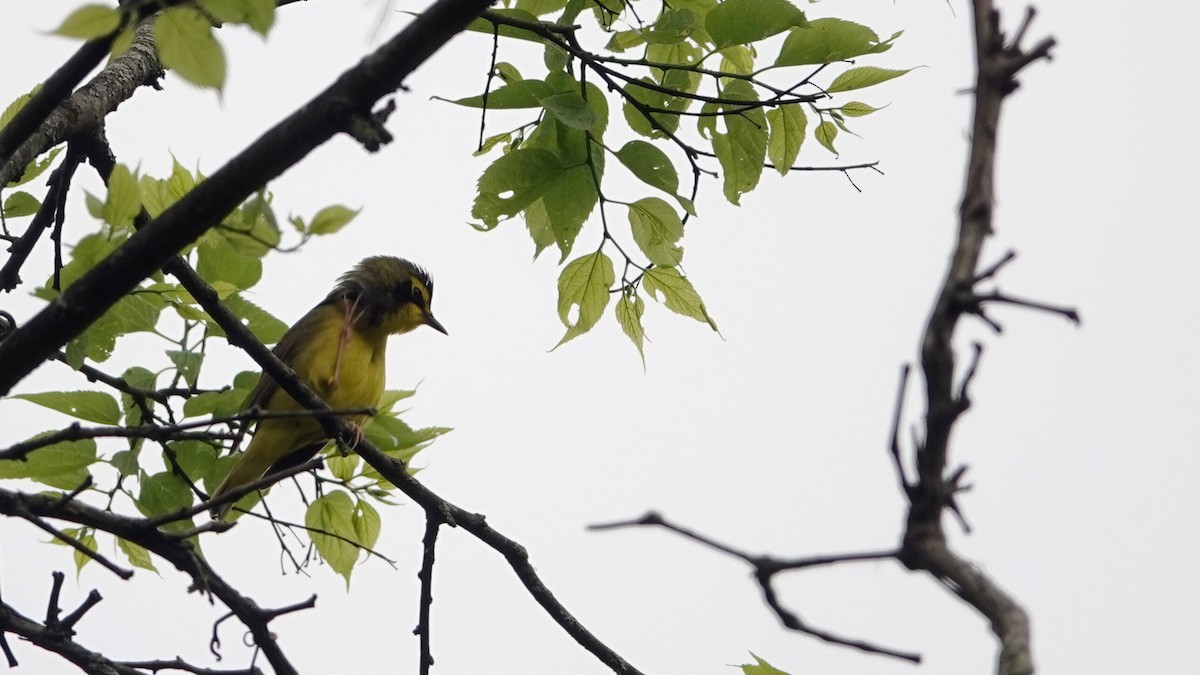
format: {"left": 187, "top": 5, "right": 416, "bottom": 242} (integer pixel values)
{"left": 1, "top": 2, "right": 1197, "bottom": 674}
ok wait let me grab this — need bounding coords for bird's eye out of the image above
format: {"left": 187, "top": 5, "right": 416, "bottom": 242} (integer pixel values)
{"left": 411, "top": 285, "right": 424, "bottom": 304}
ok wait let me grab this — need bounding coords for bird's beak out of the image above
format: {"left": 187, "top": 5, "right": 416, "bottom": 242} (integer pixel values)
{"left": 423, "top": 311, "right": 448, "bottom": 335}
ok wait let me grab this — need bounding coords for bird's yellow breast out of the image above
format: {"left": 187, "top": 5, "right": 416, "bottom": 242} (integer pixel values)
{"left": 291, "top": 304, "right": 388, "bottom": 410}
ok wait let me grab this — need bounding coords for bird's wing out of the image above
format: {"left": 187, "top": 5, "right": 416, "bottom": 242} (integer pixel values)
{"left": 241, "top": 302, "right": 331, "bottom": 413}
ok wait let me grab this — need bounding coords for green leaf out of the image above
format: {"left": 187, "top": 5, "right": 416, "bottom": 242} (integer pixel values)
{"left": 155, "top": 7, "right": 227, "bottom": 91}
{"left": 524, "top": 198, "right": 556, "bottom": 260}
{"left": 14, "top": 391, "right": 121, "bottom": 424}
{"left": 166, "top": 157, "right": 196, "bottom": 200}
{"left": 766, "top": 104, "right": 806, "bottom": 176}
{"left": 839, "top": 101, "right": 881, "bottom": 117}
{"left": 135, "top": 471, "right": 194, "bottom": 533}
{"left": 615, "top": 140, "right": 679, "bottom": 195}
{"left": 826, "top": 66, "right": 912, "bottom": 93}
{"left": 0, "top": 436, "right": 96, "bottom": 490}
{"left": 169, "top": 440, "right": 219, "bottom": 485}
{"left": 213, "top": 197, "right": 280, "bottom": 258}
{"left": 308, "top": 204, "right": 359, "bottom": 235}
{"left": 199, "top": 0, "right": 276, "bottom": 35}
{"left": 615, "top": 291, "right": 647, "bottom": 364}
{"left": 120, "top": 366, "right": 157, "bottom": 430}
{"left": 718, "top": 45, "right": 755, "bottom": 75}
{"left": 606, "top": 29, "right": 645, "bottom": 52}
{"left": 712, "top": 80, "right": 767, "bottom": 205}
{"left": 74, "top": 529, "right": 97, "bottom": 576}
{"left": 327, "top": 453, "right": 360, "bottom": 482}
{"left": 543, "top": 164, "right": 598, "bottom": 259}
{"left": 705, "top": 0, "right": 806, "bottom": 48}
{"left": 646, "top": 8, "right": 696, "bottom": 44}
{"left": 306, "top": 490, "right": 359, "bottom": 585}
{"left": 775, "top": 18, "right": 896, "bottom": 66}
{"left": 628, "top": 198, "right": 684, "bottom": 267}
{"left": 0, "top": 86, "right": 39, "bottom": 131}
{"left": 474, "top": 131, "right": 512, "bottom": 157}
{"left": 472, "top": 148, "right": 561, "bottom": 229}
{"left": 213, "top": 294, "right": 288, "bottom": 344}
{"left": 196, "top": 239, "right": 260, "bottom": 290}
{"left": 117, "top": 537, "right": 158, "bottom": 573}
{"left": 540, "top": 91, "right": 597, "bottom": 131}
{"left": 111, "top": 449, "right": 140, "bottom": 478}
{"left": 2, "top": 191, "right": 39, "bottom": 218}
{"left": 740, "top": 653, "right": 792, "bottom": 675}
{"left": 8, "top": 146, "right": 64, "bottom": 188}
{"left": 54, "top": 4, "right": 121, "bottom": 40}
{"left": 110, "top": 26, "right": 134, "bottom": 57}
{"left": 449, "top": 79, "right": 554, "bottom": 109}
{"left": 464, "top": 9, "right": 544, "bottom": 43}
{"left": 642, "top": 266, "right": 717, "bottom": 330}
{"left": 815, "top": 119, "right": 838, "bottom": 154}
{"left": 621, "top": 78, "right": 683, "bottom": 138}
{"left": 182, "top": 388, "right": 246, "bottom": 419}
{"left": 555, "top": 251, "right": 615, "bottom": 347}
{"left": 353, "top": 498, "right": 381, "bottom": 551}
{"left": 166, "top": 350, "right": 203, "bottom": 389}
{"left": 103, "top": 163, "right": 142, "bottom": 229}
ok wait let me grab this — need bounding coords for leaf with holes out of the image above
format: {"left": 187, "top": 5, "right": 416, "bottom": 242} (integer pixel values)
{"left": 628, "top": 198, "right": 684, "bottom": 267}
{"left": 555, "top": 251, "right": 615, "bottom": 347}
{"left": 615, "top": 292, "right": 647, "bottom": 364}
{"left": 643, "top": 266, "right": 717, "bottom": 331}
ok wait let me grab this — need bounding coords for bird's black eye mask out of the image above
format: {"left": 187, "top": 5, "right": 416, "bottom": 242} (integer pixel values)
{"left": 394, "top": 280, "right": 425, "bottom": 310}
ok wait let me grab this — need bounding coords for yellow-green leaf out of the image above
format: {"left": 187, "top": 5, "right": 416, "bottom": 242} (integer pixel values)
{"left": 615, "top": 292, "right": 647, "bottom": 364}
{"left": 118, "top": 537, "right": 158, "bottom": 573}
{"left": 103, "top": 163, "right": 142, "bottom": 228}
{"left": 306, "top": 490, "right": 359, "bottom": 586}
{"left": 55, "top": 4, "right": 121, "bottom": 40}
{"left": 555, "top": 251, "right": 615, "bottom": 347}
{"left": 309, "top": 204, "right": 360, "bottom": 235}
{"left": 155, "top": 7, "right": 227, "bottom": 91}
{"left": 705, "top": 0, "right": 806, "bottom": 48}
{"left": 353, "top": 499, "right": 381, "bottom": 551}
{"left": 14, "top": 391, "right": 121, "bottom": 424}
{"left": 0, "top": 437, "right": 97, "bottom": 490}
{"left": 199, "top": 0, "right": 276, "bottom": 36}
{"left": 642, "top": 266, "right": 717, "bottom": 330}
{"left": 826, "top": 66, "right": 912, "bottom": 93}
{"left": 766, "top": 104, "right": 806, "bottom": 175}
{"left": 740, "top": 652, "right": 792, "bottom": 675}
{"left": 3, "top": 191, "right": 40, "bottom": 218}
{"left": 815, "top": 120, "right": 838, "bottom": 155}
{"left": 628, "top": 198, "right": 684, "bottom": 267}
{"left": 840, "top": 101, "right": 881, "bottom": 117}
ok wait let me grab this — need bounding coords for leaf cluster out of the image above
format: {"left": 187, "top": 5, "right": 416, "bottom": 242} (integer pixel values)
{"left": 1, "top": 153, "right": 442, "bottom": 583}
{"left": 455, "top": 0, "right": 909, "bottom": 358}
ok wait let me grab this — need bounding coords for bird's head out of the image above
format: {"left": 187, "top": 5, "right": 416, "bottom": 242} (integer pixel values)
{"left": 328, "top": 256, "right": 447, "bottom": 336}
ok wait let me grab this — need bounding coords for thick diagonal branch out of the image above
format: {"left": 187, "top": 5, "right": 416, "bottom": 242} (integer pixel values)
{"left": 0, "top": 0, "right": 495, "bottom": 394}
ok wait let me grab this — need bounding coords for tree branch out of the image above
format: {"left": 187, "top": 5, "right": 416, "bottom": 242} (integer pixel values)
{"left": 589, "top": 511, "right": 917, "bottom": 662}
{"left": 898, "top": 5, "right": 1056, "bottom": 675}
{"left": 0, "top": 0, "right": 497, "bottom": 394}
{"left": 0, "top": 488, "right": 304, "bottom": 675}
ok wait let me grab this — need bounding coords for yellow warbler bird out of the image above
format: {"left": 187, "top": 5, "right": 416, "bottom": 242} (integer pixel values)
{"left": 209, "top": 256, "right": 446, "bottom": 520}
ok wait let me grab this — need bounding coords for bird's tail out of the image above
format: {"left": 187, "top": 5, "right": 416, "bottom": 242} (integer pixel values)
{"left": 208, "top": 451, "right": 271, "bottom": 521}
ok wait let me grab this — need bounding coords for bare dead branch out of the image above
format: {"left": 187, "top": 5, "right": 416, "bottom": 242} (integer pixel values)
{"left": 590, "top": 511, "right": 916, "bottom": 662}
{"left": 899, "top": 4, "right": 1058, "bottom": 675}
{"left": 416, "top": 515, "right": 441, "bottom": 675}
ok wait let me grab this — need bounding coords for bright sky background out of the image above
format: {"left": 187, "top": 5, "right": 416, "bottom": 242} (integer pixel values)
{"left": 1, "top": 2, "right": 1197, "bottom": 674}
